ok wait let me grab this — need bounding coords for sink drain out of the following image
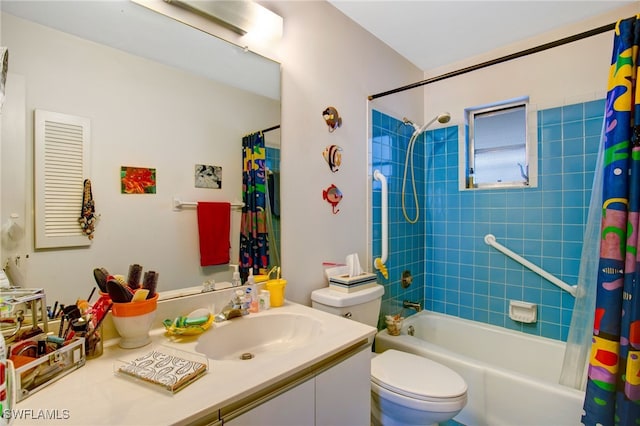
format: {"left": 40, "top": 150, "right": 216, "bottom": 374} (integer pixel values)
{"left": 240, "top": 352, "right": 254, "bottom": 360}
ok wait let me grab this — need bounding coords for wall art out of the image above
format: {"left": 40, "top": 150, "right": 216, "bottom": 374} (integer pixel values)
{"left": 322, "top": 184, "right": 343, "bottom": 214}
{"left": 322, "top": 144, "right": 342, "bottom": 172}
{"left": 121, "top": 166, "right": 156, "bottom": 194}
{"left": 322, "top": 106, "right": 342, "bottom": 132}
{"left": 195, "top": 164, "right": 222, "bottom": 189}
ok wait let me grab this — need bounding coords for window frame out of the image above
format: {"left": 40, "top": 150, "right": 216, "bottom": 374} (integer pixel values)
{"left": 460, "top": 96, "right": 538, "bottom": 190}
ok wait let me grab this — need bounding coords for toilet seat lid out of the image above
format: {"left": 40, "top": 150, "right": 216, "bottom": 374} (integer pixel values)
{"left": 371, "top": 350, "right": 467, "bottom": 401}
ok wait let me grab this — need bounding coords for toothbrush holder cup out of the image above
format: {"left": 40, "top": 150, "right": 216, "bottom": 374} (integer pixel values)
{"left": 111, "top": 293, "right": 159, "bottom": 349}
{"left": 265, "top": 279, "right": 287, "bottom": 307}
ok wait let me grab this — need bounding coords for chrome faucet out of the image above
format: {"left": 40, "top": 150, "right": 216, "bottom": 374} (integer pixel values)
{"left": 215, "top": 289, "right": 249, "bottom": 322}
{"left": 402, "top": 300, "right": 422, "bottom": 312}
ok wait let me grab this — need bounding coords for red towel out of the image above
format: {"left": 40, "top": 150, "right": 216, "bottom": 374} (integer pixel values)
{"left": 197, "top": 202, "right": 231, "bottom": 266}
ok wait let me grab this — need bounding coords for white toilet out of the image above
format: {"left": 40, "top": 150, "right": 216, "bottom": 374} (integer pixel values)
{"left": 311, "top": 284, "right": 467, "bottom": 426}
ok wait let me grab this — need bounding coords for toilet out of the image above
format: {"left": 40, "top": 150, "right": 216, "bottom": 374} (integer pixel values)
{"left": 311, "top": 284, "right": 467, "bottom": 426}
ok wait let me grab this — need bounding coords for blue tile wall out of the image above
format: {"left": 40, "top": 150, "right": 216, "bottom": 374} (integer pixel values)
{"left": 371, "top": 111, "right": 426, "bottom": 323}
{"left": 371, "top": 99, "right": 604, "bottom": 340}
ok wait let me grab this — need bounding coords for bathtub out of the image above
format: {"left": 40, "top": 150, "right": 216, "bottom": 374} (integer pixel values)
{"left": 374, "top": 311, "right": 584, "bottom": 426}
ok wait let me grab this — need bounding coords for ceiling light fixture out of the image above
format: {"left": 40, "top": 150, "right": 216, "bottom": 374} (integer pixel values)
{"left": 163, "top": 0, "right": 282, "bottom": 39}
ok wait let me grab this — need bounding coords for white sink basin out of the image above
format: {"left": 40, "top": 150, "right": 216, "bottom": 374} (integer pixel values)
{"left": 195, "top": 313, "right": 323, "bottom": 360}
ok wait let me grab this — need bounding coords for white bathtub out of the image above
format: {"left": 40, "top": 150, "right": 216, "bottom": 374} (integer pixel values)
{"left": 374, "top": 311, "right": 584, "bottom": 426}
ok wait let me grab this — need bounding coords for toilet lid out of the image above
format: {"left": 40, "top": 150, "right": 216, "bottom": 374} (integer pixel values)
{"left": 371, "top": 350, "right": 467, "bottom": 401}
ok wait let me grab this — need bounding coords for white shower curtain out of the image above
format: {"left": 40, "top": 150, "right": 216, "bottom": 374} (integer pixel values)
{"left": 559, "top": 121, "right": 604, "bottom": 390}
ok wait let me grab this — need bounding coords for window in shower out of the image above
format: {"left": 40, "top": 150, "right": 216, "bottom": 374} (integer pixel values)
{"left": 461, "top": 96, "right": 538, "bottom": 190}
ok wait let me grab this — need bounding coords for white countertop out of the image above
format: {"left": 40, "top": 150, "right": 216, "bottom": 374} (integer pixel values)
{"left": 13, "top": 300, "right": 376, "bottom": 425}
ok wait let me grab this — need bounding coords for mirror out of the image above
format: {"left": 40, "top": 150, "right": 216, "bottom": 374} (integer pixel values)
{"left": 0, "top": 1, "right": 281, "bottom": 304}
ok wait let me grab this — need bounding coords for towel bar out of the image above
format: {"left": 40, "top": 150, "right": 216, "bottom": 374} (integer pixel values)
{"left": 173, "top": 197, "right": 244, "bottom": 211}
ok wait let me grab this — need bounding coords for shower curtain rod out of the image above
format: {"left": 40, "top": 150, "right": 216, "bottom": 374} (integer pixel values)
{"left": 368, "top": 20, "right": 616, "bottom": 100}
{"left": 261, "top": 125, "right": 280, "bottom": 133}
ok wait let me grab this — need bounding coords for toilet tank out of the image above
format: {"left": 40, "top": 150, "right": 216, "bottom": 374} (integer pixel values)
{"left": 311, "top": 285, "right": 384, "bottom": 327}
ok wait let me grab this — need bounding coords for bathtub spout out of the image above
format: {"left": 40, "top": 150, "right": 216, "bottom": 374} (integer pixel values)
{"left": 403, "top": 300, "right": 422, "bottom": 312}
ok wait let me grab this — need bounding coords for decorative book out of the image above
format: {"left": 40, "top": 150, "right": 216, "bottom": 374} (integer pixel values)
{"left": 117, "top": 349, "right": 207, "bottom": 393}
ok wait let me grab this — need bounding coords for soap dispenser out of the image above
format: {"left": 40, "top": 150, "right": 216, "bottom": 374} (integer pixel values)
{"left": 232, "top": 264, "right": 241, "bottom": 287}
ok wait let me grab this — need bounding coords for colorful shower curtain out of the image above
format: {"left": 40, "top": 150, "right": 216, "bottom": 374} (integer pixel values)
{"left": 240, "top": 132, "right": 269, "bottom": 278}
{"left": 582, "top": 15, "right": 640, "bottom": 426}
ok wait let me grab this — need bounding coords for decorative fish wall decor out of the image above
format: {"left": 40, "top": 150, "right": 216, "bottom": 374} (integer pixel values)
{"left": 322, "top": 106, "right": 342, "bottom": 132}
{"left": 323, "top": 184, "right": 343, "bottom": 214}
{"left": 322, "top": 144, "right": 342, "bottom": 172}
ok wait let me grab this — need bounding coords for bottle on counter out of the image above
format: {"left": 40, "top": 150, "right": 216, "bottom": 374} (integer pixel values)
{"left": 246, "top": 288, "right": 258, "bottom": 313}
{"left": 231, "top": 265, "right": 241, "bottom": 287}
{"left": 246, "top": 270, "right": 259, "bottom": 313}
{"left": 259, "top": 290, "right": 270, "bottom": 311}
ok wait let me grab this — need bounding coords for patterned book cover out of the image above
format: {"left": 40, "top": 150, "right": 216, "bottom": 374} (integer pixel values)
{"left": 118, "top": 349, "right": 207, "bottom": 392}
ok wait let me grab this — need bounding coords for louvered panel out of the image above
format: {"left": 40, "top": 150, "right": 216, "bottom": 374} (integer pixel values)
{"left": 34, "top": 110, "right": 91, "bottom": 248}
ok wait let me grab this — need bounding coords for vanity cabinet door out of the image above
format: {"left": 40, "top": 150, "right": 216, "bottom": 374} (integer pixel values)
{"left": 316, "top": 346, "right": 371, "bottom": 426}
{"left": 226, "top": 379, "right": 315, "bottom": 426}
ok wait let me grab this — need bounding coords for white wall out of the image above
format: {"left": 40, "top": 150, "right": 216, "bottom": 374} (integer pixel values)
{"left": 422, "top": 4, "right": 638, "bottom": 127}
{"left": 1, "top": 13, "right": 279, "bottom": 304}
{"left": 266, "top": 0, "right": 424, "bottom": 305}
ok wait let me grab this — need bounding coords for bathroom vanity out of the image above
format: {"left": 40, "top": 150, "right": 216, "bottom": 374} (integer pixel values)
{"left": 13, "top": 290, "right": 376, "bottom": 425}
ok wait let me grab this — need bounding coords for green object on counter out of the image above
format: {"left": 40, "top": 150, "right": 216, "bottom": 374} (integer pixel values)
{"left": 163, "top": 313, "right": 214, "bottom": 336}
{"left": 178, "top": 316, "right": 209, "bottom": 327}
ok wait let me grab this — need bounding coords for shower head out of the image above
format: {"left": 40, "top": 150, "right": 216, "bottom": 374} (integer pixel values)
{"left": 417, "top": 112, "right": 451, "bottom": 134}
{"left": 436, "top": 112, "right": 451, "bottom": 124}
{"left": 403, "top": 113, "right": 451, "bottom": 138}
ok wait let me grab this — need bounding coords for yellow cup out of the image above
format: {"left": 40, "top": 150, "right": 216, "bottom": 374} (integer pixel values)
{"left": 265, "top": 279, "right": 287, "bottom": 307}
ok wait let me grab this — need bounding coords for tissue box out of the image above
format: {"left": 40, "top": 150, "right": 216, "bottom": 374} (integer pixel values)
{"left": 329, "top": 272, "right": 377, "bottom": 285}
{"left": 324, "top": 265, "right": 350, "bottom": 282}
{"left": 329, "top": 281, "right": 379, "bottom": 293}
{"left": 329, "top": 272, "right": 377, "bottom": 293}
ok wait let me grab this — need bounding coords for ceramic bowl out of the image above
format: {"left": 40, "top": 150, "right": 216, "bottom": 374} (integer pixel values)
{"left": 111, "top": 293, "right": 158, "bottom": 348}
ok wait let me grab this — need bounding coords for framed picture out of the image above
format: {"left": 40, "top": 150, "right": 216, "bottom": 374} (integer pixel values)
{"left": 121, "top": 166, "right": 156, "bottom": 194}
{"left": 195, "top": 164, "right": 222, "bottom": 189}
